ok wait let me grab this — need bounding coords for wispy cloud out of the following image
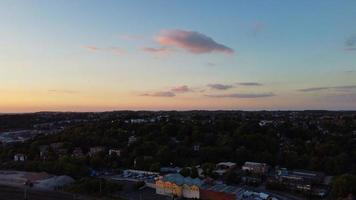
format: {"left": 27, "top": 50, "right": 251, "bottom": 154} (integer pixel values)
{"left": 298, "top": 85, "right": 356, "bottom": 92}
{"left": 251, "top": 22, "right": 264, "bottom": 36}
{"left": 345, "top": 47, "right": 356, "bottom": 51}
{"left": 298, "top": 87, "right": 329, "bottom": 92}
{"left": 324, "top": 93, "right": 356, "bottom": 103}
{"left": 82, "top": 45, "right": 125, "bottom": 55}
{"left": 48, "top": 89, "right": 79, "bottom": 94}
{"left": 141, "top": 91, "right": 176, "bottom": 97}
{"left": 345, "top": 34, "right": 356, "bottom": 51}
{"left": 120, "top": 34, "right": 144, "bottom": 41}
{"left": 206, "top": 92, "right": 275, "bottom": 98}
{"left": 171, "top": 85, "right": 191, "bottom": 93}
{"left": 206, "top": 62, "right": 217, "bottom": 67}
{"left": 81, "top": 45, "right": 100, "bottom": 52}
{"left": 141, "top": 47, "right": 173, "bottom": 56}
{"left": 109, "top": 47, "right": 125, "bottom": 55}
{"left": 207, "top": 84, "right": 234, "bottom": 90}
{"left": 237, "top": 82, "right": 263, "bottom": 86}
{"left": 334, "top": 85, "right": 356, "bottom": 90}
{"left": 156, "top": 29, "right": 234, "bottom": 54}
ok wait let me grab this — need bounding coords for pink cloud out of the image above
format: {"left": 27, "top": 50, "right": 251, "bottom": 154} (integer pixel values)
{"left": 171, "top": 85, "right": 191, "bottom": 93}
{"left": 82, "top": 45, "right": 125, "bottom": 55}
{"left": 156, "top": 29, "right": 234, "bottom": 54}
{"left": 345, "top": 47, "right": 356, "bottom": 51}
{"left": 251, "top": 22, "right": 264, "bottom": 36}
{"left": 141, "top": 47, "right": 172, "bottom": 53}
{"left": 109, "top": 47, "right": 125, "bottom": 55}
{"left": 141, "top": 91, "right": 175, "bottom": 97}
{"left": 81, "top": 45, "right": 100, "bottom": 52}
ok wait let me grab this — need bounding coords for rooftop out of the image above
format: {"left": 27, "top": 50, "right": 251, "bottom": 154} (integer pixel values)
{"left": 161, "top": 173, "right": 203, "bottom": 186}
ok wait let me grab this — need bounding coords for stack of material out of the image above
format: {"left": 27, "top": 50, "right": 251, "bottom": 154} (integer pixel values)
{"left": 35, "top": 175, "right": 74, "bottom": 190}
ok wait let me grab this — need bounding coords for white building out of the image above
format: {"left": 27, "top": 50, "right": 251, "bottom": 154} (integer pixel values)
{"left": 14, "top": 154, "right": 26, "bottom": 162}
{"left": 109, "top": 149, "right": 121, "bottom": 156}
{"left": 259, "top": 120, "right": 273, "bottom": 127}
{"left": 128, "top": 136, "right": 137, "bottom": 145}
{"left": 214, "top": 162, "right": 236, "bottom": 176}
{"left": 130, "top": 119, "right": 146, "bottom": 124}
{"left": 89, "top": 146, "right": 104, "bottom": 156}
{"left": 242, "top": 161, "right": 269, "bottom": 174}
{"left": 192, "top": 144, "right": 200, "bottom": 151}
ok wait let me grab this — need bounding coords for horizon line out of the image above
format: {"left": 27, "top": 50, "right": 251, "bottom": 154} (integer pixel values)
{"left": 1, "top": 109, "right": 356, "bottom": 115}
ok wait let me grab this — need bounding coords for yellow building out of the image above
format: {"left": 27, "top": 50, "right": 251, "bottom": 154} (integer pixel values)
{"left": 156, "top": 174, "right": 202, "bottom": 199}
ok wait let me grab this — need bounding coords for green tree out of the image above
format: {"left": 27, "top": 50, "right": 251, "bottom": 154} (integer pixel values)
{"left": 149, "top": 162, "right": 160, "bottom": 172}
{"left": 201, "top": 162, "right": 215, "bottom": 177}
{"left": 180, "top": 167, "right": 191, "bottom": 177}
{"left": 331, "top": 174, "right": 356, "bottom": 199}
{"left": 191, "top": 167, "right": 199, "bottom": 178}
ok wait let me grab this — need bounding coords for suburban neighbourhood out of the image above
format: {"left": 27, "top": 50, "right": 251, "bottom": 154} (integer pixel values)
{"left": 0, "top": 111, "right": 355, "bottom": 199}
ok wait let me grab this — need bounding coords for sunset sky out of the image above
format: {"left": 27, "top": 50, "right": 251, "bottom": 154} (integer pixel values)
{"left": 1, "top": 0, "right": 356, "bottom": 112}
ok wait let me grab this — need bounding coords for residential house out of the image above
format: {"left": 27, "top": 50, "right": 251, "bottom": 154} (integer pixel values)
{"left": 128, "top": 136, "right": 137, "bottom": 145}
{"left": 50, "top": 142, "right": 68, "bottom": 157}
{"left": 259, "top": 120, "right": 273, "bottom": 127}
{"left": 109, "top": 149, "right": 121, "bottom": 157}
{"left": 130, "top": 119, "right": 146, "bottom": 124}
{"left": 57, "top": 148, "right": 68, "bottom": 158}
{"left": 50, "top": 142, "right": 64, "bottom": 151}
{"left": 14, "top": 153, "right": 26, "bottom": 162}
{"left": 89, "top": 146, "right": 105, "bottom": 156}
{"left": 214, "top": 162, "right": 236, "bottom": 176}
{"left": 72, "top": 147, "right": 85, "bottom": 158}
{"left": 39, "top": 145, "right": 49, "bottom": 160}
{"left": 193, "top": 144, "right": 200, "bottom": 152}
{"left": 242, "top": 162, "right": 269, "bottom": 174}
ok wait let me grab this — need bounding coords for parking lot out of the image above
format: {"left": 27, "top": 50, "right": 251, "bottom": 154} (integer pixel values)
{"left": 112, "top": 180, "right": 170, "bottom": 200}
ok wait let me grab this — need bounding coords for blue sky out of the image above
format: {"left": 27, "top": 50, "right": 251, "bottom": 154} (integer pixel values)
{"left": 0, "top": 0, "right": 356, "bottom": 112}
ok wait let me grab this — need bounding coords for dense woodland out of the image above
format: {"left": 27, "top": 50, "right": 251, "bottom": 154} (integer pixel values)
{"left": 0, "top": 111, "right": 355, "bottom": 198}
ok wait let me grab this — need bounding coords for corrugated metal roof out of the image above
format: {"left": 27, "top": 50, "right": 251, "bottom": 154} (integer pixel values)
{"left": 162, "top": 173, "right": 203, "bottom": 186}
{"left": 201, "top": 183, "right": 239, "bottom": 194}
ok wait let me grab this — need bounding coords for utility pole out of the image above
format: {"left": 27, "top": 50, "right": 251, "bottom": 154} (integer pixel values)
{"left": 99, "top": 178, "right": 102, "bottom": 194}
{"left": 24, "top": 179, "right": 32, "bottom": 200}
{"left": 24, "top": 184, "right": 27, "bottom": 200}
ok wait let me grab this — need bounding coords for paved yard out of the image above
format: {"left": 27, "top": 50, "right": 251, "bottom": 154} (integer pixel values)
{"left": 114, "top": 180, "right": 170, "bottom": 200}
{"left": 0, "top": 185, "right": 78, "bottom": 200}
